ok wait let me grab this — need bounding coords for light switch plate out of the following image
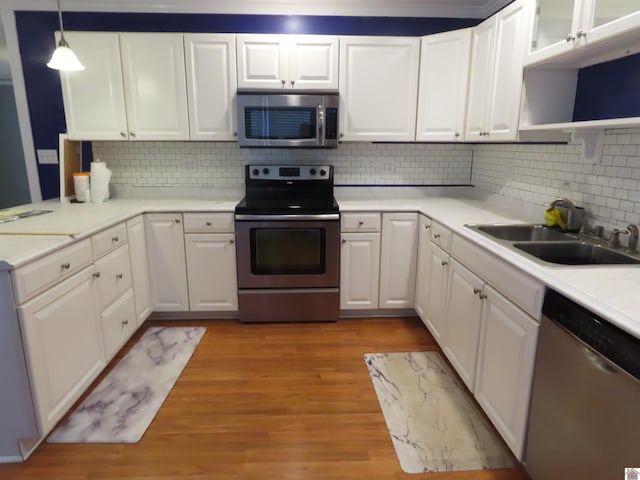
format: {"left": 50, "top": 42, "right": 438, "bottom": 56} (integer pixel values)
{"left": 37, "top": 149, "right": 59, "bottom": 165}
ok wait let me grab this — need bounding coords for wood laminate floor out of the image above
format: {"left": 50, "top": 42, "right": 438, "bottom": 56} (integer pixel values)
{"left": 1, "top": 317, "right": 530, "bottom": 480}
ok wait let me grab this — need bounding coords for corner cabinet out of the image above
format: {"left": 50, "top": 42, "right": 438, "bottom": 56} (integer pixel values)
{"left": 416, "top": 29, "right": 472, "bottom": 142}
{"left": 184, "top": 34, "right": 238, "bottom": 140}
{"left": 379, "top": 213, "right": 418, "bottom": 309}
{"left": 144, "top": 213, "right": 190, "bottom": 311}
{"left": 339, "top": 36, "right": 420, "bottom": 141}
{"left": 465, "top": 0, "right": 529, "bottom": 142}
{"left": 236, "top": 34, "right": 339, "bottom": 90}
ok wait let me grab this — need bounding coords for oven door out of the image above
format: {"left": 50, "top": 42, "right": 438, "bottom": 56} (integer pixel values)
{"left": 235, "top": 218, "right": 339, "bottom": 289}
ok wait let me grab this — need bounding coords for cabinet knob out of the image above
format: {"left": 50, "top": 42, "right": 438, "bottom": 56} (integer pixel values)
{"left": 566, "top": 33, "right": 576, "bottom": 42}
{"left": 576, "top": 29, "right": 587, "bottom": 38}
{"left": 424, "top": 224, "right": 430, "bottom": 230}
{"left": 233, "top": 132, "right": 237, "bottom": 137}
{"left": 120, "top": 131, "right": 126, "bottom": 138}
{"left": 175, "top": 219, "right": 181, "bottom": 224}
{"left": 342, "top": 239, "right": 347, "bottom": 243}
{"left": 281, "top": 79, "right": 286, "bottom": 87}
{"left": 112, "top": 236, "right": 119, "bottom": 243}
{"left": 116, "top": 273, "right": 124, "bottom": 279}
{"left": 61, "top": 262, "right": 71, "bottom": 270}
{"left": 473, "top": 287, "right": 481, "bottom": 295}
{"left": 454, "top": 132, "right": 460, "bottom": 137}
{"left": 206, "top": 221, "right": 212, "bottom": 226}
{"left": 291, "top": 80, "right": 295, "bottom": 87}
{"left": 441, "top": 260, "right": 448, "bottom": 266}
{"left": 434, "top": 233, "right": 440, "bottom": 239}
{"left": 93, "top": 272, "right": 101, "bottom": 278}
{"left": 358, "top": 221, "right": 364, "bottom": 226}
{"left": 229, "top": 239, "right": 235, "bottom": 244}
{"left": 479, "top": 293, "right": 487, "bottom": 300}
{"left": 340, "top": 132, "right": 344, "bottom": 138}
{"left": 129, "top": 131, "right": 136, "bottom": 137}
{"left": 121, "top": 319, "right": 129, "bottom": 326}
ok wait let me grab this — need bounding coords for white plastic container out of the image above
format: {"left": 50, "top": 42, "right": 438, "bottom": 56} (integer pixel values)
{"left": 72, "top": 172, "right": 90, "bottom": 202}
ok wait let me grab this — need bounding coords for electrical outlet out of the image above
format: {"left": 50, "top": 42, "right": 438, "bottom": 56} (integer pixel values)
{"left": 37, "top": 149, "right": 58, "bottom": 165}
{"left": 183, "top": 156, "right": 196, "bottom": 170}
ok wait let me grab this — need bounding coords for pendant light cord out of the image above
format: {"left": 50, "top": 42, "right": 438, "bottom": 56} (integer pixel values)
{"left": 56, "top": 0, "right": 67, "bottom": 45}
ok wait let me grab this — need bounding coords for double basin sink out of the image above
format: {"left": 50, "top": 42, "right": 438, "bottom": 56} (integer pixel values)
{"left": 466, "top": 223, "right": 640, "bottom": 266}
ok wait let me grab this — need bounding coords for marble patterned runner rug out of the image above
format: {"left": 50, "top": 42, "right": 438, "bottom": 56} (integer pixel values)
{"left": 364, "top": 351, "right": 514, "bottom": 473}
{"left": 48, "top": 326, "right": 206, "bottom": 444}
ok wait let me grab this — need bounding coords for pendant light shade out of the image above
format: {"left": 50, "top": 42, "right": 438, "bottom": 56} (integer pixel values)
{"left": 47, "top": 0, "right": 84, "bottom": 71}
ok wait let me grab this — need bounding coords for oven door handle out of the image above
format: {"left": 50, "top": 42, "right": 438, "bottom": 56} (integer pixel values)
{"left": 235, "top": 214, "right": 340, "bottom": 221}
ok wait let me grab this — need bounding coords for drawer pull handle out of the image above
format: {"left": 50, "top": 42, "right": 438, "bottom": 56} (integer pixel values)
{"left": 473, "top": 287, "right": 481, "bottom": 295}
{"left": 342, "top": 239, "right": 347, "bottom": 244}
{"left": 61, "top": 262, "right": 71, "bottom": 270}
{"left": 121, "top": 319, "right": 129, "bottom": 326}
{"left": 175, "top": 219, "right": 181, "bottom": 224}
{"left": 434, "top": 233, "right": 441, "bottom": 239}
{"left": 206, "top": 222, "right": 212, "bottom": 226}
{"left": 112, "top": 236, "right": 119, "bottom": 243}
{"left": 116, "top": 273, "right": 124, "bottom": 279}
{"left": 358, "top": 221, "right": 364, "bottom": 226}
{"left": 441, "top": 260, "right": 448, "bottom": 266}
{"left": 424, "top": 225, "right": 430, "bottom": 230}
{"left": 93, "top": 272, "right": 101, "bottom": 278}
{"left": 229, "top": 239, "right": 235, "bottom": 244}
{"left": 479, "top": 293, "right": 487, "bottom": 300}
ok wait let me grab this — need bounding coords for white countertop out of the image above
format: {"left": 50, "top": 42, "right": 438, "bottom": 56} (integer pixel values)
{"left": 2, "top": 192, "right": 640, "bottom": 340}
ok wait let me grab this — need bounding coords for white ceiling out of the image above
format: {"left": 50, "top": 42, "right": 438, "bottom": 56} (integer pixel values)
{"left": 0, "top": 0, "right": 513, "bottom": 81}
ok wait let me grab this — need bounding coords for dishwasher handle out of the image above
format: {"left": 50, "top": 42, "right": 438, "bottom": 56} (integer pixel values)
{"left": 583, "top": 347, "right": 618, "bottom": 375}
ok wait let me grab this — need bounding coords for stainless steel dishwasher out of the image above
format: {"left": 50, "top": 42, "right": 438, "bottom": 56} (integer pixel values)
{"left": 525, "top": 289, "right": 640, "bottom": 480}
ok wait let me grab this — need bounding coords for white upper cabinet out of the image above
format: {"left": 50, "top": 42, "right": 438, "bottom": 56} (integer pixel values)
{"left": 236, "top": 35, "right": 338, "bottom": 90}
{"left": 416, "top": 29, "right": 472, "bottom": 142}
{"left": 58, "top": 32, "right": 128, "bottom": 141}
{"left": 184, "top": 34, "right": 238, "bottom": 141}
{"left": 120, "top": 33, "right": 190, "bottom": 140}
{"left": 339, "top": 36, "right": 420, "bottom": 141}
{"left": 526, "top": 0, "right": 640, "bottom": 67}
{"left": 466, "top": 0, "right": 529, "bottom": 142}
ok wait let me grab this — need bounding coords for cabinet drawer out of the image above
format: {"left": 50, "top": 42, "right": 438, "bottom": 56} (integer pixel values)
{"left": 183, "top": 212, "right": 235, "bottom": 233}
{"left": 431, "top": 220, "right": 452, "bottom": 252}
{"left": 101, "top": 289, "right": 137, "bottom": 360}
{"left": 341, "top": 212, "right": 381, "bottom": 232}
{"left": 94, "top": 244, "right": 133, "bottom": 310}
{"left": 14, "top": 239, "right": 93, "bottom": 304}
{"left": 451, "top": 234, "right": 543, "bottom": 319}
{"left": 92, "top": 223, "right": 128, "bottom": 259}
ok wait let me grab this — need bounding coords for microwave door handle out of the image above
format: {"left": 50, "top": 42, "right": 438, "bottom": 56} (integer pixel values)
{"left": 318, "top": 105, "right": 325, "bottom": 146}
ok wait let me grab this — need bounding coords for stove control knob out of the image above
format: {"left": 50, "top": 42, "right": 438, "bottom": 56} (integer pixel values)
{"left": 252, "top": 168, "right": 259, "bottom": 175}
{"left": 310, "top": 168, "right": 317, "bottom": 175}
{"left": 263, "top": 168, "right": 270, "bottom": 175}
{"left": 320, "top": 169, "right": 327, "bottom": 176}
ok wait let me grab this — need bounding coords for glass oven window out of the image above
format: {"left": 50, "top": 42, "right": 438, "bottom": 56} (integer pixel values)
{"left": 251, "top": 228, "right": 325, "bottom": 275}
{"left": 244, "top": 107, "right": 317, "bottom": 140}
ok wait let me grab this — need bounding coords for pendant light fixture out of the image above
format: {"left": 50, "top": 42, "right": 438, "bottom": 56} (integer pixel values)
{"left": 46, "top": 0, "right": 85, "bottom": 71}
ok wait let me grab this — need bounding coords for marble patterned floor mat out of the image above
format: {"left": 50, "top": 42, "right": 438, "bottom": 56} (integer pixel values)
{"left": 48, "top": 326, "right": 206, "bottom": 444}
{"left": 364, "top": 351, "right": 514, "bottom": 473}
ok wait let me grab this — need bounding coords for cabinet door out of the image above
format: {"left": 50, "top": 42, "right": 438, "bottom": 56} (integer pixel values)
{"left": 101, "top": 289, "right": 137, "bottom": 361}
{"left": 184, "top": 233, "right": 238, "bottom": 311}
{"left": 184, "top": 34, "right": 238, "bottom": 140}
{"left": 144, "top": 213, "right": 189, "bottom": 311}
{"left": 414, "top": 215, "right": 432, "bottom": 321}
{"left": 126, "top": 215, "right": 152, "bottom": 325}
{"left": 340, "top": 232, "right": 380, "bottom": 310}
{"left": 289, "top": 35, "right": 339, "bottom": 90}
{"left": 58, "top": 32, "right": 128, "bottom": 140}
{"left": 487, "top": 0, "right": 528, "bottom": 141}
{"left": 474, "top": 285, "right": 539, "bottom": 460}
{"left": 465, "top": 16, "right": 496, "bottom": 141}
{"left": 18, "top": 267, "right": 105, "bottom": 435}
{"left": 423, "top": 243, "right": 450, "bottom": 342}
{"left": 443, "top": 259, "right": 484, "bottom": 390}
{"left": 416, "top": 29, "right": 472, "bottom": 142}
{"left": 587, "top": 0, "right": 640, "bottom": 45}
{"left": 236, "top": 35, "right": 288, "bottom": 89}
{"left": 94, "top": 244, "right": 132, "bottom": 311}
{"left": 339, "top": 36, "right": 420, "bottom": 141}
{"left": 120, "top": 33, "right": 190, "bottom": 140}
{"left": 526, "top": 0, "right": 583, "bottom": 64}
{"left": 379, "top": 213, "right": 418, "bottom": 309}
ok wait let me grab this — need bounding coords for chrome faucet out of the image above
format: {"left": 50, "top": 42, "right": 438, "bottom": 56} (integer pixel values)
{"left": 608, "top": 229, "right": 629, "bottom": 248}
{"left": 550, "top": 197, "right": 575, "bottom": 210}
{"left": 626, "top": 224, "right": 639, "bottom": 253}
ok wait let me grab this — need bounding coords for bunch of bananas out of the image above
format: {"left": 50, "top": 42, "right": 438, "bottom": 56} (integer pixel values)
{"left": 544, "top": 207, "right": 567, "bottom": 230}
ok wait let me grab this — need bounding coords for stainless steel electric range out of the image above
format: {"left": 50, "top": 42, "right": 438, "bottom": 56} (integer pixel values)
{"left": 234, "top": 164, "right": 340, "bottom": 323}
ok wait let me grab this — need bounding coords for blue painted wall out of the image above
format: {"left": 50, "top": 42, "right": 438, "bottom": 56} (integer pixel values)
{"left": 573, "top": 52, "right": 640, "bottom": 122}
{"left": 15, "top": 11, "right": 479, "bottom": 200}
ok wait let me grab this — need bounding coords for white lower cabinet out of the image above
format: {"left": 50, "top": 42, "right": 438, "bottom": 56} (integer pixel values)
{"left": 126, "top": 215, "right": 152, "bottom": 325}
{"left": 442, "top": 259, "right": 484, "bottom": 390}
{"left": 101, "top": 289, "right": 137, "bottom": 360}
{"left": 18, "top": 267, "right": 105, "bottom": 435}
{"left": 184, "top": 233, "right": 238, "bottom": 311}
{"left": 145, "top": 213, "right": 190, "bottom": 311}
{"left": 340, "top": 232, "right": 381, "bottom": 310}
{"left": 379, "top": 213, "right": 418, "bottom": 309}
{"left": 423, "top": 243, "right": 450, "bottom": 342}
{"left": 474, "top": 285, "right": 538, "bottom": 460}
{"left": 414, "top": 215, "right": 432, "bottom": 320}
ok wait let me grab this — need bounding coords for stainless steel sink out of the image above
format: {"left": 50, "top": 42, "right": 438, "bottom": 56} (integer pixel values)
{"left": 514, "top": 242, "right": 640, "bottom": 265}
{"left": 474, "top": 224, "right": 575, "bottom": 242}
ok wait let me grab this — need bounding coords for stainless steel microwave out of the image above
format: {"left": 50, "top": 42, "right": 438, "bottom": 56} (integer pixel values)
{"left": 236, "top": 91, "right": 339, "bottom": 148}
